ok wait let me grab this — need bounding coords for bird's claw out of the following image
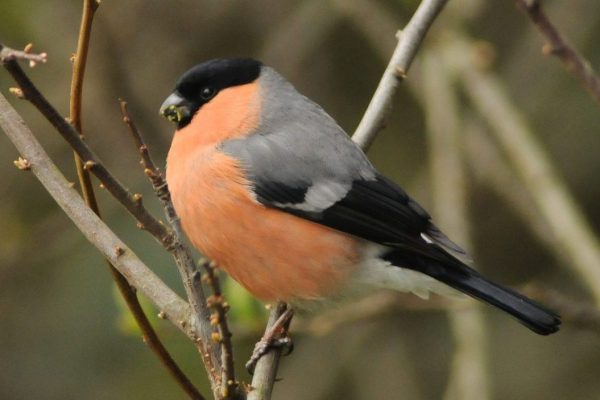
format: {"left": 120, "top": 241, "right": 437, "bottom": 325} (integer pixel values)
{"left": 245, "top": 334, "right": 294, "bottom": 374}
{"left": 246, "top": 307, "right": 294, "bottom": 375}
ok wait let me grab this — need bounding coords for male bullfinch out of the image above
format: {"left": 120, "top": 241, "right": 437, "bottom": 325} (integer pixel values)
{"left": 160, "top": 58, "right": 560, "bottom": 335}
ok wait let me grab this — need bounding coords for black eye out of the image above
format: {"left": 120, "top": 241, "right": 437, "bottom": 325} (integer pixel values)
{"left": 200, "top": 87, "right": 216, "bottom": 100}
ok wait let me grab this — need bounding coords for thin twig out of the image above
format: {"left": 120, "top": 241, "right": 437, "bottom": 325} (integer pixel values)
{"left": 421, "top": 50, "right": 490, "bottom": 400}
{"left": 118, "top": 100, "right": 223, "bottom": 393}
{"left": 248, "top": 302, "right": 291, "bottom": 400}
{"left": 351, "top": 0, "right": 449, "bottom": 150}
{"left": 65, "top": 3, "right": 202, "bottom": 398}
{"left": 113, "top": 268, "right": 205, "bottom": 400}
{"left": 0, "top": 91, "right": 193, "bottom": 340}
{"left": 524, "top": 286, "right": 600, "bottom": 336}
{"left": 70, "top": 0, "right": 100, "bottom": 213}
{"left": 1, "top": 51, "right": 220, "bottom": 394}
{"left": 202, "top": 260, "right": 239, "bottom": 399}
{"left": 1, "top": 52, "right": 171, "bottom": 246}
{"left": 447, "top": 36, "right": 600, "bottom": 305}
{"left": 515, "top": 0, "right": 600, "bottom": 106}
{"left": 0, "top": 43, "right": 47, "bottom": 67}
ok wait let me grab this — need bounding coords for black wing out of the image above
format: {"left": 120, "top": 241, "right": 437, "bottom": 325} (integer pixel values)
{"left": 255, "top": 171, "right": 467, "bottom": 259}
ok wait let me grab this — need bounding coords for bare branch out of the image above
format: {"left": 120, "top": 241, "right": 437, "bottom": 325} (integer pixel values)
{"left": 248, "top": 302, "right": 291, "bottom": 400}
{"left": 351, "top": 0, "right": 449, "bottom": 150}
{"left": 0, "top": 91, "right": 192, "bottom": 339}
{"left": 119, "top": 100, "right": 224, "bottom": 393}
{"left": 524, "top": 286, "right": 600, "bottom": 335}
{"left": 515, "top": 0, "right": 600, "bottom": 106}
{"left": 111, "top": 266, "right": 205, "bottom": 400}
{"left": 63, "top": 2, "right": 202, "bottom": 397}
{"left": 447, "top": 36, "right": 600, "bottom": 305}
{"left": 0, "top": 43, "right": 47, "bottom": 67}
{"left": 1, "top": 51, "right": 220, "bottom": 395}
{"left": 202, "top": 260, "right": 239, "bottom": 398}
{"left": 1, "top": 54, "right": 172, "bottom": 246}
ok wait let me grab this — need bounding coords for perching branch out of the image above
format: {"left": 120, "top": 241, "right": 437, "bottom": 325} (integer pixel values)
{"left": 351, "top": 0, "right": 449, "bottom": 150}
{"left": 515, "top": 0, "right": 600, "bottom": 106}
{"left": 248, "top": 302, "right": 292, "bottom": 400}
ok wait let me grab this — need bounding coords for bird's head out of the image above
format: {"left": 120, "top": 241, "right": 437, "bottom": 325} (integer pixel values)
{"left": 160, "top": 58, "right": 262, "bottom": 129}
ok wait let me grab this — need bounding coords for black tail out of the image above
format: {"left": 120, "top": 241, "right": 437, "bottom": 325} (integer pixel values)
{"left": 384, "top": 252, "right": 561, "bottom": 335}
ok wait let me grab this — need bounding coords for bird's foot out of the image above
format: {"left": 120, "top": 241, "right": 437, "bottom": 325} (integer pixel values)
{"left": 245, "top": 307, "right": 294, "bottom": 375}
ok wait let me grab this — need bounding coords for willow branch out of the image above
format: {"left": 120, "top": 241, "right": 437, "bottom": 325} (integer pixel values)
{"left": 448, "top": 37, "right": 600, "bottom": 305}
{"left": 0, "top": 91, "right": 193, "bottom": 339}
{"left": 119, "top": 100, "right": 227, "bottom": 395}
{"left": 515, "top": 0, "right": 600, "bottom": 106}
{"left": 351, "top": 0, "right": 449, "bottom": 150}
{"left": 421, "top": 50, "right": 490, "bottom": 400}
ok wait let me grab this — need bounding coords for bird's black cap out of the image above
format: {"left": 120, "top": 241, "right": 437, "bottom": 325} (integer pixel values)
{"left": 161, "top": 58, "right": 262, "bottom": 128}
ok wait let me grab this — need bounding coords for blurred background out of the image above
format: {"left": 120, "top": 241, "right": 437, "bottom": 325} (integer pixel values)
{"left": 1, "top": 0, "right": 599, "bottom": 399}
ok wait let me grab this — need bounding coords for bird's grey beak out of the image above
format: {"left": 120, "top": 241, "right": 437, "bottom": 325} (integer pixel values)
{"left": 159, "top": 92, "right": 192, "bottom": 124}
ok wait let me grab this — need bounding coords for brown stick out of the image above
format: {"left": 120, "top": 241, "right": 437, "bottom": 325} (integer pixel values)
{"left": 119, "top": 100, "right": 229, "bottom": 396}
{"left": 248, "top": 302, "right": 291, "bottom": 400}
{"left": 1, "top": 49, "right": 220, "bottom": 395}
{"left": 515, "top": 0, "right": 600, "bottom": 106}
{"left": 1, "top": 55, "right": 171, "bottom": 246}
{"left": 0, "top": 91, "right": 192, "bottom": 342}
{"left": 203, "top": 260, "right": 239, "bottom": 399}
{"left": 351, "top": 0, "right": 449, "bottom": 150}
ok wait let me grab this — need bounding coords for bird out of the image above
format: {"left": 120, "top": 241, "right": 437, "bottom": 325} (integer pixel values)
{"left": 159, "top": 58, "right": 560, "bottom": 341}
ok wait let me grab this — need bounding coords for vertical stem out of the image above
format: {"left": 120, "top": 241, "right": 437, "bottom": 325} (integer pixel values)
{"left": 248, "top": 302, "right": 290, "bottom": 400}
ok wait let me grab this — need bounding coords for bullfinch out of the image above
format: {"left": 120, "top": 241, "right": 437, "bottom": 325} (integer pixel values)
{"left": 160, "top": 58, "right": 560, "bottom": 336}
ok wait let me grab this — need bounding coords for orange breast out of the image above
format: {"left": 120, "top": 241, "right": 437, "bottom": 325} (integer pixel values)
{"left": 166, "top": 82, "right": 361, "bottom": 301}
